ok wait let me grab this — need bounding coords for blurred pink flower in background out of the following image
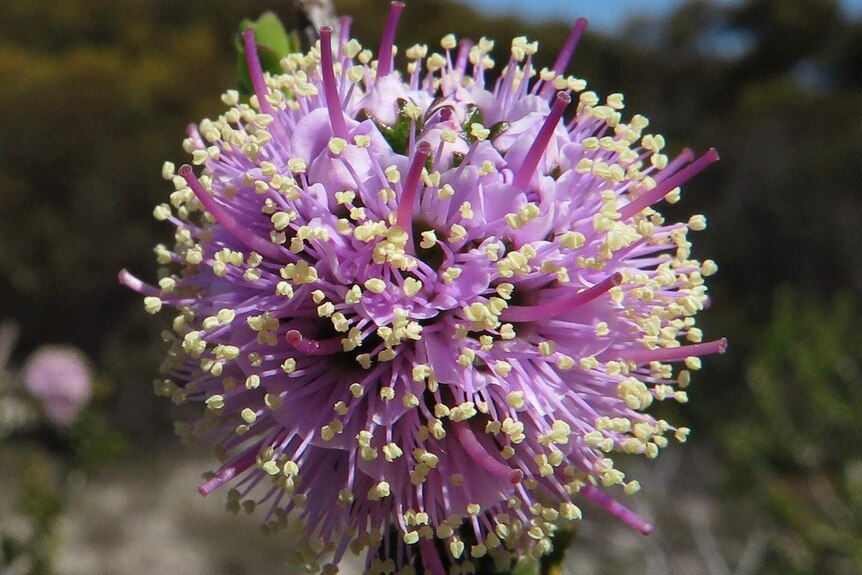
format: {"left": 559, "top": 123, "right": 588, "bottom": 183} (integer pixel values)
{"left": 24, "top": 346, "right": 93, "bottom": 425}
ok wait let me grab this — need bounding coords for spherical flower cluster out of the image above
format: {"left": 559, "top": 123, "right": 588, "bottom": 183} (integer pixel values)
{"left": 122, "top": 5, "right": 724, "bottom": 574}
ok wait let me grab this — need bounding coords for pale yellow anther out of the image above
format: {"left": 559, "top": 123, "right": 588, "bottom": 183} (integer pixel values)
{"left": 494, "top": 360, "right": 513, "bottom": 377}
{"left": 343, "top": 38, "right": 362, "bottom": 59}
{"left": 442, "top": 267, "right": 462, "bottom": 285}
{"left": 606, "top": 93, "right": 625, "bottom": 110}
{"left": 556, "top": 354, "right": 575, "bottom": 370}
{"left": 287, "top": 157, "right": 307, "bottom": 173}
{"left": 152, "top": 203, "right": 171, "bottom": 221}
{"left": 356, "top": 353, "right": 372, "bottom": 369}
{"left": 400, "top": 392, "right": 418, "bottom": 408}
{"left": 459, "top": 201, "right": 474, "bottom": 220}
{"left": 441, "top": 129, "right": 458, "bottom": 144}
{"left": 440, "top": 33, "right": 457, "bottom": 50}
{"left": 438, "top": 184, "right": 455, "bottom": 199}
{"left": 701, "top": 259, "right": 719, "bottom": 276}
{"left": 334, "top": 191, "right": 355, "bottom": 205}
{"left": 367, "top": 481, "right": 391, "bottom": 501}
{"left": 405, "top": 43, "right": 428, "bottom": 60}
{"left": 506, "top": 391, "right": 525, "bottom": 409}
{"left": 618, "top": 377, "right": 653, "bottom": 410}
{"left": 384, "top": 165, "right": 401, "bottom": 183}
{"left": 426, "top": 53, "right": 447, "bottom": 71}
{"left": 309, "top": 289, "right": 325, "bottom": 304}
{"left": 275, "top": 281, "right": 294, "bottom": 297}
{"left": 245, "top": 374, "right": 261, "bottom": 389}
{"left": 688, "top": 214, "right": 707, "bottom": 231}
{"left": 236, "top": 406, "right": 257, "bottom": 424}
{"left": 479, "top": 159, "right": 495, "bottom": 175}
{"left": 364, "top": 278, "right": 386, "bottom": 294}
{"left": 205, "top": 394, "right": 224, "bottom": 410}
{"left": 418, "top": 230, "right": 438, "bottom": 250}
{"left": 185, "top": 245, "right": 204, "bottom": 265}
{"left": 448, "top": 224, "right": 467, "bottom": 243}
{"left": 317, "top": 302, "right": 335, "bottom": 317}
{"left": 579, "top": 355, "right": 601, "bottom": 371}
{"left": 470, "top": 123, "right": 490, "bottom": 141}
{"left": 144, "top": 296, "right": 162, "bottom": 314}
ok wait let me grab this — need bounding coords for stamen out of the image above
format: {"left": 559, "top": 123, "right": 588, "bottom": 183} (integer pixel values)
{"left": 501, "top": 273, "right": 622, "bottom": 323}
{"left": 455, "top": 39, "right": 474, "bottom": 76}
{"left": 118, "top": 269, "right": 160, "bottom": 296}
{"left": 338, "top": 16, "right": 352, "bottom": 55}
{"left": 376, "top": 1, "right": 405, "bottom": 78}
{"left": 179, "top": 165, "right": 285, "bottom": 261}
{"left": 618, "top": 148, "right": 719, "bottom": 220}
{"left": 420, "top": 538, "right": 446, "bottom": 575}
{"left": 581, "top": 484, "right": 653, "bottom": 535}
{"left": 241, "top": 29, "right": 275, "bottom": 115}
{"left": 286, "top": 330, "right": 346, "bottom": 356}
{"left": 540, "top": 18, "right": 589, "bottom": 99}
{"left": 617, "top": 338, "right": 727, "bottom": 364}
{"left": 511, "top": 92, "right": 571, "bottom": 191}
{"left": 319, "top": 26, "right": 348, "bottom": 139}
{"left": 452, "top": 421, "right": 523, "bottom": 485}
{"left": 654, "top": 148, "right": 695, "bottom": 184}
{"left": 186, "top": 124, "right": 205, "bottom": 150}
{"left": 199, "top": 447, "right": 258, "bottom": 496}
{"left": 396, "top": 141, "right": 433, "bottom": 245}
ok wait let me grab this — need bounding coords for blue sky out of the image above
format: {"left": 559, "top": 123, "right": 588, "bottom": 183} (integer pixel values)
{"left": 460, "top": 0, "right": 862, "bottom": 31}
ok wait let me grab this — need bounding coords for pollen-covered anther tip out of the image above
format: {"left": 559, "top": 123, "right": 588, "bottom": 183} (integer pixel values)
{"left": 610, "top": 272, "right": 624, "bottom": 286}
{"left": 640, "top": 522, "right": 655, "bottom": 536}
{"left": 716, "top": 337, "right": 728, "bottom": 354}
{"left": 178, "top": 164, "right": 194, "bottom": 179}
{"left": 555, "top": 90, "right": 572, "bottom": 105}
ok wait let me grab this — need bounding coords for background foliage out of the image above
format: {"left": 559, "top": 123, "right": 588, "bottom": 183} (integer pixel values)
{"left": 0, "top": 0, "right": 860, "bottom": 573}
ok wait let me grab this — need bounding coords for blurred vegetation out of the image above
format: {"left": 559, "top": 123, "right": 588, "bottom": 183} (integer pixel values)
{"left": 0, "top": 0, "right": 860, "bottom": 573}
{"left": 723, "top": 289, "right": 862, "bottom": 574}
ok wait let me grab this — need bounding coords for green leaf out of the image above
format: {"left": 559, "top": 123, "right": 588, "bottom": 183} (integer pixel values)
{"left": 235, "top": 12, "right": 302, "bottom": 97}
{"left": 242, "top": 12, "right": 294, "bottom": 57}
{"left": 363, "top": 99, "right": 418, "bottom": 155}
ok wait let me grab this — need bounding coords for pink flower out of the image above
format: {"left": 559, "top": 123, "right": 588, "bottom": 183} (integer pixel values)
{"left": 122, "top": 4, "right": 724, "bottom": 573}
{"left": 24, "top": 346, "right": 92, "bottom": 425}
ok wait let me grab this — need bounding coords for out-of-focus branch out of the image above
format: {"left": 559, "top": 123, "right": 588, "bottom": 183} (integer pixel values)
{"left": 293, "top": 0, "right": 339, "bottom": 50}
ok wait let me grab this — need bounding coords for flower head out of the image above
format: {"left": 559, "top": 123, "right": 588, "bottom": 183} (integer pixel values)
{"left": 123, "top": 5, "right": 724, "bottom": 573}
{"left": 23, "top": 345, "right": 92, "bottom": 425}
